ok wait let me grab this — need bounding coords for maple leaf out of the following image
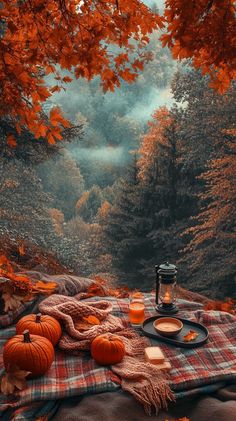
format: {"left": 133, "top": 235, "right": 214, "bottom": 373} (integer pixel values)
{"left": 161, "top": 33, "right": 172, "bottom": 48}
{"left": 50, "top": 85, "right": 61, "bottom": 93}
{"left": 62, "top": 76, "right": 73, "bottom": 83}
{"left": 120, "top": 68, "right": 137, "bottom": 83}
{"left": 1, "top": 365, "right": 31, "bottom": 395}
{"left": 47, "top": 133, "right": 56, "bottom": 145}
{"left": 204, "top": 299, "right": 236, "bottom": 315}
{"left": 33, "top": 280, "right": 57, "bottom": 295}
{"left": 85, "top": 277, "right": 130, "bottom": 299}
{"left": 183, "top": 330, "right": 199, "bottom": 342}
{"left": 83, "top": 315, "right": 101, "bottom": 325}
{"left": 2, "top": 292, "right": 25, "bottom": 312}
{"left": 49, "top": 107, "right": 70, "bottom": 128}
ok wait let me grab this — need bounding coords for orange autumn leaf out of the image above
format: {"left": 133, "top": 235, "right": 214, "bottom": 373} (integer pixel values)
{"left": 204, "top": 299, "right": 236, "bottom": 315}
{"left": 2, "top": 292, "right": 29, "bottom": 312}
{"left": 0, "top": 365, "right": 31, "bottom": 395}
{"left": 0, "top": 0, "right": 162, "bottom": 144}
{"left": 183, "top": 330, "right": 199, "bottom": 342}
{"left": 163, "top": 0, "right": 235, "bottom": 93}
{"left": 83, "top": 315, "right": 101, "bottom": 325}
{"left": 62, "top": 76, "right": 73, "bottom": 83}
{"left": 85, "top": 276, "right": 130, "bottom": 300}
{"left": 49, "top": 107, "right": 71, "bottom": 128}
{"left": 33, "top": 280, "right": 57, "bottom": 295}
{"left": 0, "top": 254, "right": 57, "bottom": 310}
{"left": 6, "top": 135, "right": 17, "bottom": 148}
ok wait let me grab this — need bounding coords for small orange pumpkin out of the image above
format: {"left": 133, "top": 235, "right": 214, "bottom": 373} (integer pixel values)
{"left": 91, "top": 334, "right": 125, "bottom": 365}
{"left": 16, "top": 313, "right": 62, "bottom": 346}
{"left": 3, "top": 330, "right": 54, "bottom": 378}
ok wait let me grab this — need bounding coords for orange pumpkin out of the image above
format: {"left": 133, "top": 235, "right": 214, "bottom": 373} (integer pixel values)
{"left": 16, "top": 313, "right": 62, "bottom": 346}
{"left": 3, "top": 330, "right": 54, "bottom": 378}
{"left": 91, "top": 334, "right": 125, "bottom": 365}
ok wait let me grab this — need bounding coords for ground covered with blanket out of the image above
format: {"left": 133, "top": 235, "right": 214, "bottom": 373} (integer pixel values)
{"left": 0, "top": 273, "right": 236, "bottom": 420}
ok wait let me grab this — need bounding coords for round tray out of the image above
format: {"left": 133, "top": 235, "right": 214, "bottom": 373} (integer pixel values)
{"left": 141, "top": 315, "right": 209, "bottom": 348}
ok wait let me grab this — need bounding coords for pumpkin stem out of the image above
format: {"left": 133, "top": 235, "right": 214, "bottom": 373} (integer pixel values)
{"left": 23, "top": 330, "right": 31, "bottom": 343}
{"left": 36, "top": 313, "right": 41, "bottom": 323}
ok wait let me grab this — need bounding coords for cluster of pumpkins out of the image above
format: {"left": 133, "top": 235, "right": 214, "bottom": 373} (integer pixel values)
{"left": 3, "top": 313, "right": 125, "bottom": 379}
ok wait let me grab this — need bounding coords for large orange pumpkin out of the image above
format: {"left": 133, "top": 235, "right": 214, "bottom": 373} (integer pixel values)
{"left": 91, "top": 334, "right": 125, "bottom": 365}
{"left": 3, "top": 330, "right": 54, "bottom": 378}
{"left": 16, "top": 313, "right": 62, "bottom": 346}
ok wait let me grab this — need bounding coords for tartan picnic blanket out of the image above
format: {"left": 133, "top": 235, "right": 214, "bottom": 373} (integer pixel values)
{"left": 0, "top": 293, "right": 236, "bottom": 420}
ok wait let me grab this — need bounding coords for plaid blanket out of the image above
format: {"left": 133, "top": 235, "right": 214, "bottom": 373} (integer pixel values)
{"left": 0, "top": 293, "right": 236, "bottom": 420}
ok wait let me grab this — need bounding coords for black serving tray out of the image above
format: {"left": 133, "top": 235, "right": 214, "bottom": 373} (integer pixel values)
{"left": 141, "top": 315, "right": 209, "bottom": 348}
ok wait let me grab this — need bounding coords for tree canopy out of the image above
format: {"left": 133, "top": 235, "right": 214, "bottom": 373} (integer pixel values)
{"left": 162, "top": 0, "right": 236, "bottom": 93}
{"left": 0, "top": 0, "right": 162, "bottom": 144}
{"left": 0, "top": 0, "right": 235, "bottom": 145}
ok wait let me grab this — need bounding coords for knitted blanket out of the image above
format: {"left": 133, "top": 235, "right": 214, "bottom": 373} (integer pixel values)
{"left": 39, "top": 294, "right": 174, "bottom": 413}
{"left": 0, "top": 272, "right": 94, "bottom": 328}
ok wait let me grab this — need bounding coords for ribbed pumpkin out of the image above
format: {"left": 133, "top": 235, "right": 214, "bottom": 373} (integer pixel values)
{"left": 91, "top": 334, "right": 125, "bottom": 365}
{"left": 3, "top": 330, "right": 54, "bottom": 378}
{"left": 16, "top": 313, "right": 62, "bottom": 346}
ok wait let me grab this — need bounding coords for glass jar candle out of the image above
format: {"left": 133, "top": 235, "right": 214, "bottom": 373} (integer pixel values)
{"left": 128, "top": 292, "right": 145, "bottom": 325}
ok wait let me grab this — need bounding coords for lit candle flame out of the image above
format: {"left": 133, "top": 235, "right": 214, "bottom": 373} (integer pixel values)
{"left": 163, "top": 292, "right": 171, "bottom": 304}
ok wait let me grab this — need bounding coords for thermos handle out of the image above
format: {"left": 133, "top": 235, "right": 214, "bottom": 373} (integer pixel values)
{"left": 155, "top": 265, "right": 159, "bottom": 305}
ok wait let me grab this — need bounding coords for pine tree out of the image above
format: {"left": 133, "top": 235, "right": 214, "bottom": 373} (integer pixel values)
{"left": 182, "top": 130, "right": 236, "bottom": 298}
{"left": 103, "top": 157, "right": 152, "bottom": 286}
{"left": 136, "top": 108, "right": 196, "bottom": 283}
{"left": 173, "top": 70, "right": 236, "bottom": 298}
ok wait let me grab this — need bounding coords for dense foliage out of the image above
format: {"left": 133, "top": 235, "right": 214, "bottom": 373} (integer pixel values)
{"left": 0, "top": 0, "right": 234, "bottom": 144}
{"left": 100, "top": 70, "right": 236, "bottom": 297}
{"left": 0, "top": 1, "right": 235, "bottom": 299}
{"left": 0, "top": 0, "right": 162, "bottom": 143}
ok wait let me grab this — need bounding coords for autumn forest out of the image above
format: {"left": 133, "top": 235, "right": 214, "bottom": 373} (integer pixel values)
{"left": 0, "top": 0, "right": 235, "bottom": 300}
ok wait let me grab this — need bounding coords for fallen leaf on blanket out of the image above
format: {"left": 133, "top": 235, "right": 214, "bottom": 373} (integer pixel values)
{"left": 0, "top": 365, "right": 31, "bottom": 395}
{"left": 33, "top": 280, "right": 57, "bottom": 294}
{"left": 204, "top": 298, "right": 236, "bottom": 315}
{"left": 85, "top": 276, "right": 130, "bottom": 299}
{"left": 83, "top": 315, "right": 101, "bottom": 325}
{"left": 183, "top": 330, "right": 199, "bottom": 342}
{"left": 2, "top": 292, "right": 25, "bottom": 312}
